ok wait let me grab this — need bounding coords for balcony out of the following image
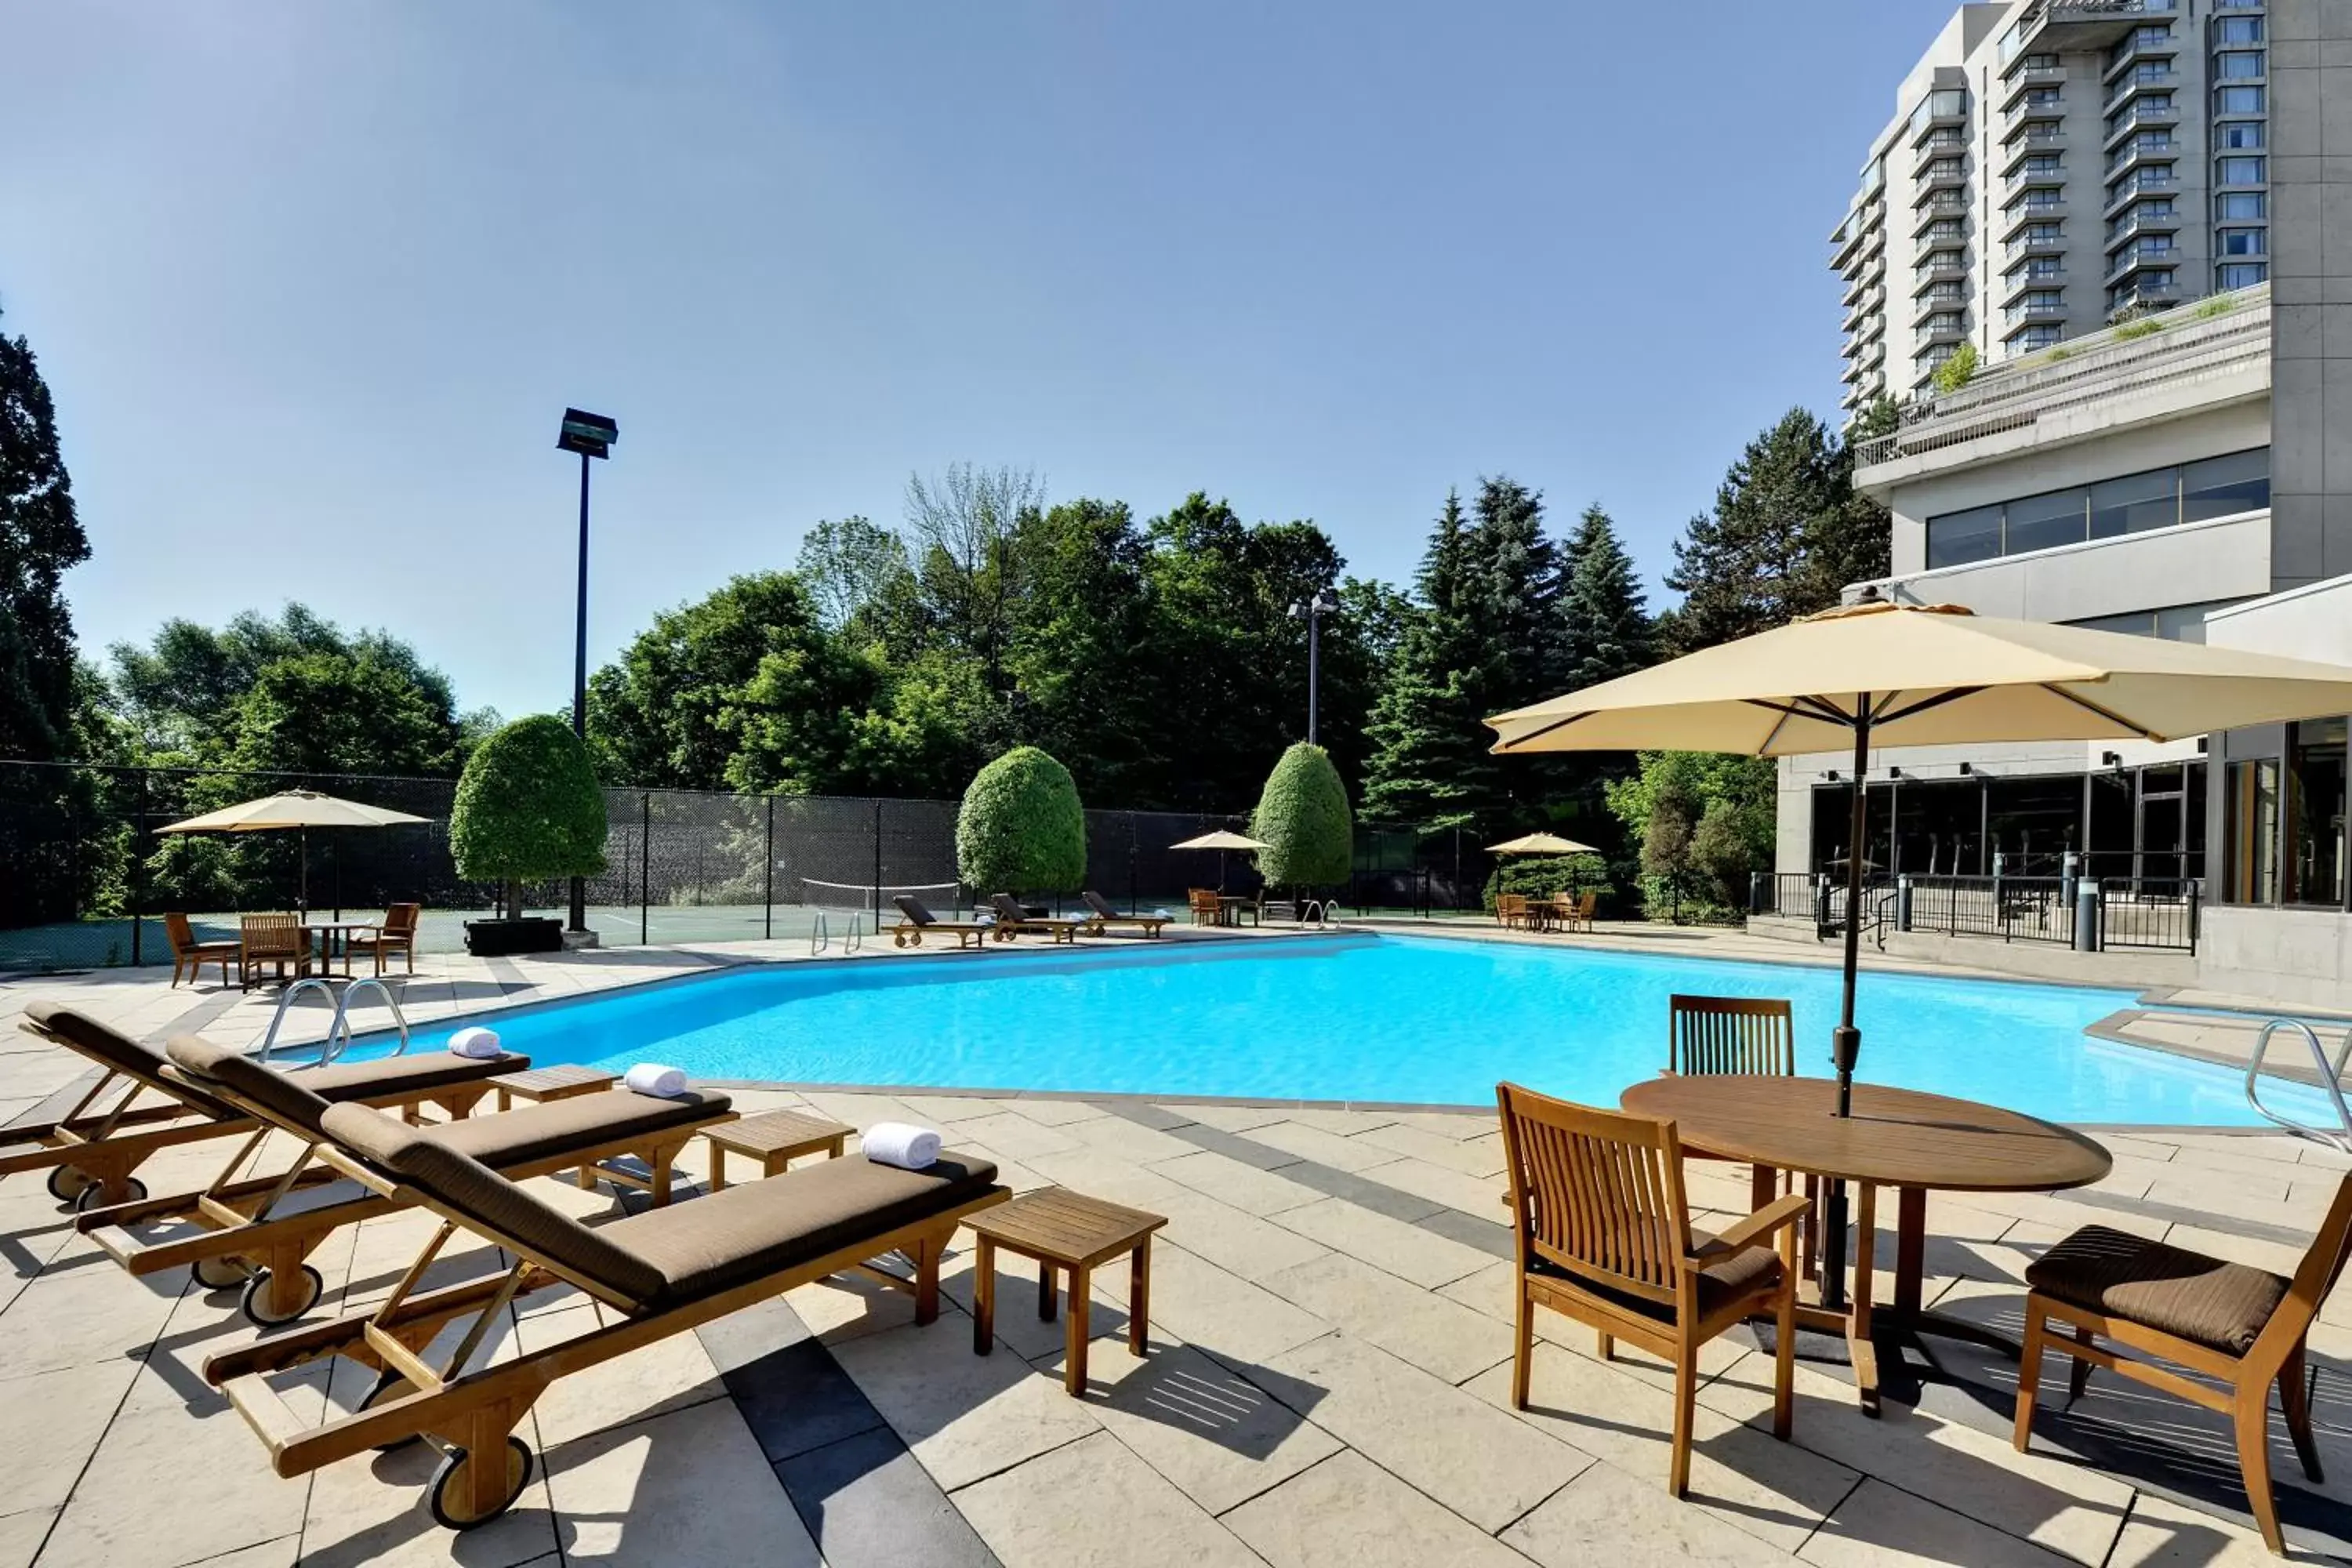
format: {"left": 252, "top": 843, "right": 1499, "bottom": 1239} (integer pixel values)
{"left": 1913, "top": 252, "right": 1969, "bottom": 292}
{"left": 1911, "top": 132, "right": 1969, "bottom": 179}
{"left": 1911, "top": 195, "right": 1968, "bottom": 236}
{"left": 1918, "top": 161, "right": 1969, "bottom": 196}
{"left": 2105, "top": 204, "right": 2181, "bottom": 249}
{"left": 2001, "top": 265, "right": 2065, "bottom": 304}
{"left": 2106, "top": 136, "right": 2177, "bottom": 176}
{"left": 2103, "top": 65, "right": 2177, "bottom": 110}
{"left": 1910, "top": 98, "right": 1970, "bottom": 148}
{"left": 1922, "top": 314, "right": 1970, "bottom": 345}
{"left": 1999, "top": 195, "right": 2068, "bottom": 240}
{"left": 2103, "top": 170, "right": 2179, "bottom": 216}
{"left": 1918, "top": 282, "right": 1969, "bottom": 311}
{"left": 2005, "top": 228, "right": 2067, "bottom": 262}
{"left": 2105, "top": 240, "right": 2180, "bottom": 283}
{"left": 2103, "top": 100, "right": 2180, "bottom": 150}
{"left": 2004, "top": 163, "right": 2066, "bottom": 194}
{"left": 1999, "top": 62, "right": 2069, "bottom": 112}
{"left": 2102, "top": 30, "right": 2180, "bottom": 78}
{"left": 2005, "top": 295, "right": 2069, "bottom": 327}
{"left": 2013, "top": 0, "right": 2159, "bottom": 55}
{"left": 1999, "top": 126, "right": 2066, "bottom": 174}
{"left": 2107, "top": 281, "right": 2185, "bottom": 316}
{"left": 1842, "top": 288, "right": 1882, "bottom": 332}
{"left": 2005, "top": 89, "right": 2067, "bottom": 122}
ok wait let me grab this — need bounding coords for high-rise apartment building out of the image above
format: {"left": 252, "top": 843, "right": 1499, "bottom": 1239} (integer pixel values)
{"left": 1831, "top": 0, "right": 2275, "bottom": 416}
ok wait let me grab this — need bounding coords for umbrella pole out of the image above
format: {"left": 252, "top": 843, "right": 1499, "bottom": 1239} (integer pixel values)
{"left": 1820, "top": 697, "right": 1873, "bottom": 1316}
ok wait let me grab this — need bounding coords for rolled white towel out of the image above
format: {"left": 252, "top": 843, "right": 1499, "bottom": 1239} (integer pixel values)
{"left": 862, "top": 1121, "right": 942, "bottom": 1171}
{"left": 1152, "top": 908, "right": 1174, "bottom": 920}
{"left": 448, "top": 1026, "right": 504, "bottom": 1059}
{"left": 623, "top": 1062, "right": 688, "bottom": 1098}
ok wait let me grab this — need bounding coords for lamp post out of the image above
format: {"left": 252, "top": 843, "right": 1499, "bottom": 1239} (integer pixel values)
{"left": 1291, "top": 589, "right": 1338, "bottom": 744}
{"left": 556, "top": 408, "right": 618, "bottom": 935}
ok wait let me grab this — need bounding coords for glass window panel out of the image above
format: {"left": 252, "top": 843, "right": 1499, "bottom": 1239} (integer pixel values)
{"left": 2003, "top": 486, "right": 2089, "bottom": 554}
{"left": 2219, "top": 262, "right": 2269, "bottom": 288}
{"left": 2227, "top": 757, "right": 2281, "bottom": 905}
{"left": 2183, "top": 448, "right": 2270, "bottom": 521}
{"left": 2287, "top": 718, "right": 2348, "bottom": 908}
{"left": 2089, "top": 467, "right": 2179, "bottom": 537}
{"left": 2216, "top": 16, "right": 2264, "bottom": 42}
{"left": 2217, "top": 157, "right": 2267, "bottom": 183}
{"left": 2217, "top": 191, "right": 2268, "bottom": 219}
{"left": 1926, "top": 505, "right": 2002, "bottom": 568}
{"left": 2216, "top": 51, "right": 2266, "bottom": 78}
{"left": 2217, "top": 122, "right": 2264, "bottom": 148}
{"left": 2214, "top": 85, "right": 2266, "bottom": 112}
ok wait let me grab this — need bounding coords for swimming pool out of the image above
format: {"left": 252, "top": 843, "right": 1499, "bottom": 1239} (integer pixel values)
{"left": 351, "top": 933, "right": 2319, "bottom": 1127}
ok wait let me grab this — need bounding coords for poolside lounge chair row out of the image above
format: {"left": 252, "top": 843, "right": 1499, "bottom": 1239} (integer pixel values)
{"left": 887, "top": 891, "right": 1172, "bottom": 949}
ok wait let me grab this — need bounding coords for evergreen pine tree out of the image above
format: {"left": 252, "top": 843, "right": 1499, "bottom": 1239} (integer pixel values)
{"left": 1359, "top": 491, "right": 1504, "bottom": 830}
{"left": 1461, "top": 475, "right": 1560, "bottom": 713}
{"left": 1556, "top": 504, "right": 1656, "bottom": 692}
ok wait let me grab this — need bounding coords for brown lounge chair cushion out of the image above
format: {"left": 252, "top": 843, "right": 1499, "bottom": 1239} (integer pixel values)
{"left": 164, "top": 1036, "right": 528, "bottom": 1140}
{"left": 24, "top": 1003, "right": 238, "bottom": 1118}
{"left": 426, "top": 1087, "right": 730, "bottom": 1167}
{"left": 2027, "top": 1225, "right": 2288, "bottom": 1356}
{"left": 1531, "top": 1229, "right": 1783, "bottom": 1322}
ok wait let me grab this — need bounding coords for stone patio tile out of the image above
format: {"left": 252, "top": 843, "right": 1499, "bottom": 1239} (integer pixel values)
{"left": 1465, "top": 1343, "right": 1857, "bottom": 1556}
{"left": 1259, "top": 1331, "right": 1588, "bottom": 1532}
{"left": 1169, "top": 1102, "right": 1294, "bottom": 1134}
{"left": 1352, "top": 1121, "right": 1505, "bottom": 1177}
{"left": 0, "top": 1248, "right": 182, "bottom": 1382}
{"left": 0, "top": 1509, "right": 56, "bottom": 1568}
{"left": 1502, "top": 1454, "right": 1808, "bottom": 1566}
{"left": 2160, "top": 1225, "right": 2307, "bottom": 1279}
{"left": 1022, "top": 1147, "right": 1191, "bottom": 1210}
{"left": 897, "top": 1091, "right": 1018, "bottom": 1123}
{"left": 1012, "top": 1095, "right": 1131, "bottom": 1127}
{"left": 1068, "top": 1240, "right": 1322, "bottom": 1367}
{"left": 0, "top": 1357, "right": 137, "bottom": 1518}
{"left": 1245, "top": 1120, "right": 1398, "bottom": 1171}
{"left": 798, "top": 1090, "right": 929, "bottom": 1131}
{"left": 1271, "top": 1196, "right": 1496, "bottom": 1288}
{"left": 1144, "top": 1186, "right": 1331, "bottom": 1283}
{"left": 2106, "top": 1490, "right": 2336, "bottom": 1565}
{"left": 1800, "top": 1477, "right": 2073, "bottom": 1567}
{"left": 1048, "top": 1339, "right": 1342, "bottom": 1514}
{"left": 695, "top": 1297, "right": 890, "bottom": 1464}
{"left": 186, "top": 1539, "right": 302, "bottom": 1568}
{"left": 514, "top": 1299, "right": 728, "bottom": 1445}
{"left": 1152, "top": 1149, "right": 1323, "bottom": 1217}
{"left": 2165, "top": 1135, "right": 2308, "bottom": 1174}
{"left": 296, "top": 1417, "right": 560, "bottom": 1568}
{"left": 1258, "top": 1251, "right": 1514, "bottom": 1385}
{"left": 1062, "top": 1114, "right": 1203, "bottom": 1165}
{"left": 829, "top": 1315, "right": 1102, "bottom": 1492}
{"left": 1376, "top": 1109, "right": 1493, "bottom": 1141}
{"left": 541, "top": 1397, "right": 822, "bottom": 1568}
{"left": 1226, "top": 1448, "right": 1534, "bottom": 1567}
{"left": 938, "top": 1235, "right": 1134, "bottom": 1363}
{"left": 953, "top": 1430, "right": 1261, "bottom": 1567}
{"left": 780, "top": 1265, "right": 924, "bottom": 1346}
{"left": 936, "top": 1111, "right": 1090, "bottom": 1163}
{"left": 775, "top": 1425, "right": 998, "bottom": 1568}
{"left": 1354, "top": 1155, "right": 1505, "bottom": 1221}
{"left": 950, "top": 1142, "right": 1053, "bottom": 1193}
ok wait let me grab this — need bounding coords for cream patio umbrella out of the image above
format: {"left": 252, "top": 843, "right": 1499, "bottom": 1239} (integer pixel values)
{"left": 1485, "top": 597, "right": 2352, "bottom": 1302}
{"left": 1486, "top": 831, "right": 1599, "bottom": 855}
{"left": 1168, "top": 829, "right": 1272, "bottom": 893}
{"left": 158, "top": 789, "right": 430, "bottom": 916}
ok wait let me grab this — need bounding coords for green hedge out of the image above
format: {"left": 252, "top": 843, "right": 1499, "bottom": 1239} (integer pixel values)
{"left": 448, "top": 715, "right": 608, "bottom": 916}
{"left": 956, "top": 746, "right": 1086, "bottom": 895}
{"left": 1481, "top": 853, "right": 1615, "bottom": 914}
{"left": 1250, "top": 743, "right": 1352, "bottom": 888}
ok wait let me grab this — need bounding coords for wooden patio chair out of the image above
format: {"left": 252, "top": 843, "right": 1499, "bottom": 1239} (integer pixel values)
{"left": 2014, "top": 1174, "right": 2352, "bottom": 1555}
{"left": 1187, "top": 888, "right": 1222, "bottom": 927}
{"left": 1497, "top": 892, "right": 1528, "bottom": 931}
{"left": 1668, "top": 995, "right": 1817, "bottom": 1276}
{"left": 165, "top": 912, "right": 240, "bottom": 989}
{"left": 239, "top": 913, "right": 313, "bottom": 991}
{"left": 350, "top": 903, "right": 421, "bottom": 976}
{"left": 1563, "top": 890, "right": 1599, "bottom": 932}
{"left": 1494, "top": 1082, "right": 1806, "bottom": 1496}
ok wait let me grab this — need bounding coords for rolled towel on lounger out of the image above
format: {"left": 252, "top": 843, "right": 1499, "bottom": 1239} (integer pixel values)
{"left": 862, "top": 1121, "right": 941, "bottom": 1171}
{"left": 448, "top": 1026, "right": 503, "bottom": 1059}
{"left": 623, "top": 1062, "right": 688, "bottom": 1098}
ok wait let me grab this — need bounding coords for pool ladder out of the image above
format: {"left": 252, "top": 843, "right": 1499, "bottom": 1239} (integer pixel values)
{"left": 2243, "top": 1018, "right": 2352, "bottom": 1153}
{"left": 256, "top": 976, "right": 413, "bottom": 1067}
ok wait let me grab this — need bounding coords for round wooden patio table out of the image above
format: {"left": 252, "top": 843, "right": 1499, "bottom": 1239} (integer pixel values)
{"left": 1620, "top": 1074, "right": 2111, "bottom": 1414}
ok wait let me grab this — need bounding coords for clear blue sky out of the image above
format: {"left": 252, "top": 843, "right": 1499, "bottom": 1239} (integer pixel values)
{"left": 5, "top": 2, "right": 1951, "bottom": 721}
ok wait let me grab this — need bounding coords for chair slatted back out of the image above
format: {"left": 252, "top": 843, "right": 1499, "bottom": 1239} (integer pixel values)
{"left": 381, "top": 903, "right": 420, "bottom": 938}
{"left": 1496, "top": 1082, "right": 1690, "bottom": 1307}
{"left": 1669, "top": 994, "right": 1795, "bottom": 1076}
{"left": 2254, "top": 1171, "right": 2352, "bottom": 1365}
{"left": 1188, "top": 889, "right": 1220, "bottom": 916}
{"left": 1574, "top": 891, "right": 1598, "bottom": 920}
{"left": 241, "top": 912, "right": 303, "bottom": 959}
{"left": 1497, "top": 894, "right": 1526, "bottom": 925}
{"left": 165, "top": 910, "right": 198, "bottom": 956}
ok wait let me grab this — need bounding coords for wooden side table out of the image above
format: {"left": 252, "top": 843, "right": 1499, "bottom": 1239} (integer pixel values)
{"left": 703, "top": 1108, "right": 853, "bottom": 1190}
{"left": 967, "top": 1186, "right": 1167, "bottom": 1396}
{"left": 488, "top": 1062, "right": 617, "bottom": 1112}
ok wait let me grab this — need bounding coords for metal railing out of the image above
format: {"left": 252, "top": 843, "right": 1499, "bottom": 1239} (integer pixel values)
{"left": 1755, "top": 871, "right": 2199, "bottom": 953}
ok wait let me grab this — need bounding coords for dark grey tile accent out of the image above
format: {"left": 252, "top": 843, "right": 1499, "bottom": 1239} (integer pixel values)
{"left": 1412, "top": 1205, "right": 1514, "bottom": 1260}
{"left": 777, "top": 1425, "right": 1002, "bottom": 1568}
{"left": 1174, "top": 1124, "right": 1308, "bottom": 1171}
{"left": 696, "top": 1298, "right": 887, "bottom": 1464}
{"left": 154, "top": 988, "right": 249, "bottom": 1039}
{"left": 1279, "top": 1162, "right": 1446, "bottom": 1225}
{"left": 1096, "top": 1101, "right": 1196, "bottom": 1133}
{"left": 483, "top": 956, "right": 531, "bottom": 993}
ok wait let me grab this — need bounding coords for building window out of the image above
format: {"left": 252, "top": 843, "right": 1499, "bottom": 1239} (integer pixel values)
{"left": 1925, "top": 158, "right": 1965, "bottom": 182}
{"left": 2218, "top": 261, "right": 2269, "bottom": 288}
{"left": 2287, "top": 719, "right": 2349, "bottom": 908}
{"left": 2216, "top": 156, "right": 2267, "bottom": 185}
{"left": 1926, "top": 504, "right": 2002, "bottom": 568}
{"left": 2217, "top": 227, "right": 2268, "bottom": 256}
{"left": 2005, "top": 486, "right": 2091, "bottom": 554}
{"left": 2089, "top": 467, "right": 2180, "bottom": 538}
{"left": 2226, "top": 758, "right": 2281, "bottom": 905}
{"left": 2215, "top": 16, "right": 2265, "bottom": 44}
{"left": 2024, "top": 87, "right": 2063, "bottom": 111}
{"left": 1926, "top": 219, "right": 1965, "bottom": 241}
{"left": 2067, "top": 599, "right": 2244, "bottom": 641}
{"left": 2022, "top": 154, "right": 2063, "bottom": 176}
{"left": 2182, "top": 448, "right": 2270, "bottom": 520}
{"left": 2215, "top": 50, "right": 2267, "bottom": 79}
{"left": 2214, "top": 85, "right": 2266, "bottom": 113}
{"left": 2216, "top": 191, "right": 2268, "bottom": 220}
{"left": 2011, "top": 325, "right": 2063, "bottom": 350}
{"left": 2217, "top": 122, "right": 2265, "bottom": 149}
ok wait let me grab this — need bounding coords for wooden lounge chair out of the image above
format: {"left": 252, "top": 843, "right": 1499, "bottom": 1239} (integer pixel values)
{"left": 4, "top": 1001, "right": 525, "bottom": 1211}
{"left": 2014, "top": 1174, "right": 2352, "bottom": 1555}
{"left": 887, "top": 895, "right": 995, "bottom": 949}
{"left": 1667, "top": 995, "right": 1816, "bottom": 1274}
{"left": 1079, "top": 891, "right": 1169, "bottom": 938}
{"left": 240, "top": 912, "right": 314, "bottom": 990}
{"left": 201, "top": 1101, "right": 1005, "bottom": 1530}
{"left": 165, "top": 912, "right": 241, "bottom": 989}
{"left": 989, "top": 893, "right": 1081, "bottom": 944}
{"left": 1495, "top": 1081, "right": 1806, "bottom": 1496}
{"left": 1188, "top": 888, "right": 1222, "bottom": 927}
{"left": 349, "top": 903, "right": 421, "bottom": 976}
{"left": 87, "top": 1036, "right": 731, "bottom": 1325}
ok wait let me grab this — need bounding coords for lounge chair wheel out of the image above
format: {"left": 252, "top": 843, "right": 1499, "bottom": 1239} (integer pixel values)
{"left": 192, "top": 1255, "right": 252, "bottom": 1290}
{"left": 241, "top": 1263, "right": 325, "bottom": 1327}
{"left": 72, "top": 1176, "right": 144, "bottom": 1211}
{"left": 45, "top": 1165, "right": 93, "bottom": 1203}
{"left": 360, "top": 1368, "right": 423, "bottom": 1451}
{"left": 428, "top": 1436, "right": 533, "bottom": 1530}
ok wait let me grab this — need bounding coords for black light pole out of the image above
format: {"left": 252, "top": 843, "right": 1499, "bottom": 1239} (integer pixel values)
{"left": 1292, "top": 589, "right": 1338, "bottom": 743}
{"left": 557, "top": 408, "right": 618, "bottom": 936}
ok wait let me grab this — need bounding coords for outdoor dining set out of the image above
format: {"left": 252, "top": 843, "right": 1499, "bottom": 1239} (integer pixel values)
{"left": 163, "top": 903, "right": 420, "bottom": 989}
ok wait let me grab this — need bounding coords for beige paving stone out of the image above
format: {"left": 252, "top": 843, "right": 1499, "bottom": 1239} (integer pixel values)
{"left": 1050, "top": 1339, "right": 1343, "bottom": 1514}
{"left": 780, "top": 1264, "right": 924, "bottom": 1345}
{"left": 939, "top": 1237, "right": 1118, "bottom": 1361}
{"left": 1502, "top": 1454, "right": 1809, "bottom": 1566}
{"left": 830, "top": 1314, "right": 1102, "bottom": 1492}
{"left": 1022, "top": 1147, "right": 1191, "bottom": 1211}
{"left": 1279, "top": 1107, "right": 1402, "bottom": 1136}
{"left": 896, "top": 1091, "right": 1018, "bottom": 1123}
{"left": 541, "top": 1397, "right": 821, "bottom": 1568}
{"left": 1152, "top": 1149, "right": 1323, "bottom": 1217}
{"left": 0, "top": 1509, "right": 56, "bottom": 1568}
{"left": 514, "top": 1299, "right": 728, "bottom": 1445}
{"left": 1226, "top": 1448, "right": 1536, "bottom": 1568}
{"left": 1062, "top": 1114, "right": 1203, "bottom": 1164}
{"left": 1352, "top": 1120, "right": 1506, "bottom": 1177}
{"left": 2106, "top": 1490, "right": 2339, "bottom": 1565}
{"left": 1354, "top": 1154, "right": 1506, "bottom": 1221}
{"left": 797, "top": 1089, "right": 929, "bottom": 1131}
{"left": 937, "top": 1110, "right": 1091, "bottom": 1162}
{"left": 1799, "top": 1477, "right": 2074, "bottom": 1567}
{"left": 1270, "top": 1196, "right": 1495, "bottom": 1288}
{"left": 1465, "top": 1342, "right": 1857, "bottom": 1556}
{"left": 0, "top": 1358, "right": 138, "bottom": 1518}
{"left": 953, "top": 1430, "right": 1262, "bottom": 1568}
{"left": 1377, "top": 1109, "right": 1494, "bottom": 1141}
{"left": 1258, "top": 1250, "right": 1514, "bottom": 1384}
{"left": 296, "top": 1417, "right": 559, "bottom": 1568}
{"left": 1245, "top": 1120, "right": 1397, "bottom": 1171}
{"left": 0, "top": 1249, "right": 182, "bottom": 1382}
{"left": 1091, "top": 1242, "right": 1332, "bottom": 1368}
{"left": 1002, "top": 1095, "right": 1122, "bottom": 1127}
{"left": 1143, "top": 1185, "right": 1331, "bottom": 1283}
{"left": 1260, "top": 1331, "right": 1587, "bottom": 1532}
{"left": 1167, "top": 1102, "right": 1294, "bottom": 1134}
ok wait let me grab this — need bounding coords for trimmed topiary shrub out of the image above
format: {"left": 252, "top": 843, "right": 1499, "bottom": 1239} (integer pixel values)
{"left": 1250, "top": 742, "right": 1352, "bottom": 890}
{"left": 956, "top": 746, "right": 1086, "bottom": 896}
{"left": 449, "top": 715, "right": 608, "bottom": 918}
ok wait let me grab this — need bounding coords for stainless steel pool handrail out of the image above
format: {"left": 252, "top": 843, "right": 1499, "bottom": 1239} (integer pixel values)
{"left": 256, "top": 977, "right": 412, "bottom": 1067}
{"left": 2244, "top": 1018, "right": 2352, "bottom": 1152}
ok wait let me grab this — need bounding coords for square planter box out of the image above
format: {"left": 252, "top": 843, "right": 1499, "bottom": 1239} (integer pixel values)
{"left": 463, "top": 917, "right": 564, "bottom": 956}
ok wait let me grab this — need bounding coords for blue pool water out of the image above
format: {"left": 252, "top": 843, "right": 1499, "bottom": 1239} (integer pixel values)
{"left": 351, "top": 934, "right": 2320, "bottom": 1127}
